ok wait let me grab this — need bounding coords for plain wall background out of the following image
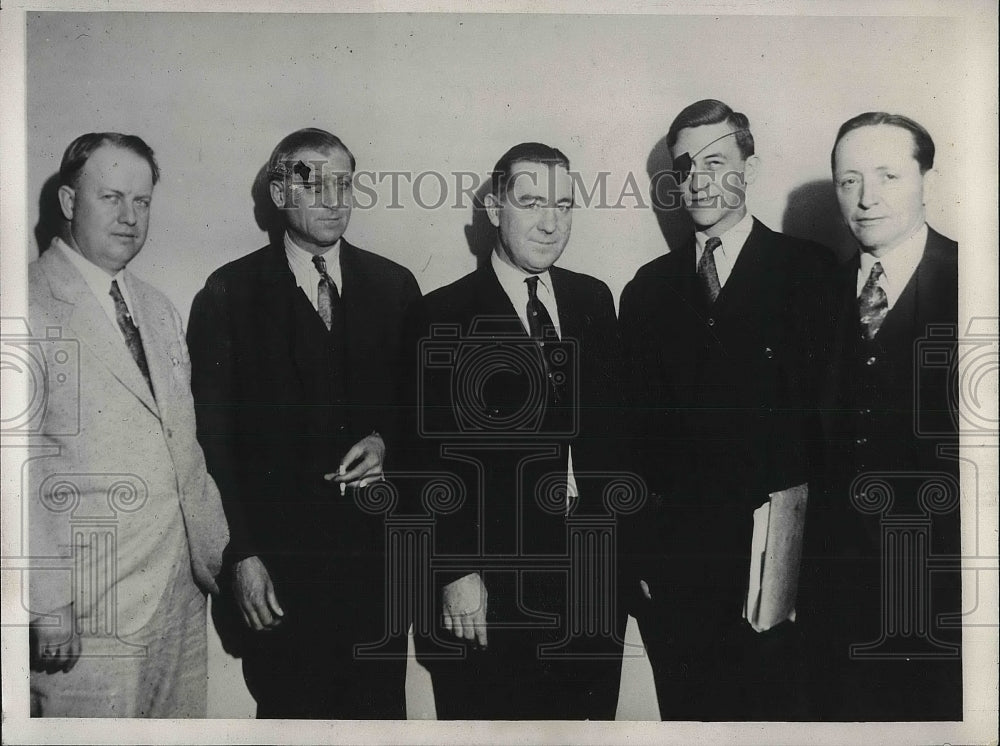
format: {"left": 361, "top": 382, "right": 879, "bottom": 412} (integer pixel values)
{"left": 22, "top": 10, "right": 973, "bottom": 720}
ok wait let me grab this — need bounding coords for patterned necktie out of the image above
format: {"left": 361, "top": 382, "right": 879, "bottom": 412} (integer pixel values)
{"left": 525, "top": 276, "right": 562, "bottom": 402}
{"left": 312, "top": 254, "right": 341, "bottom": 331}
{"left": 858, "top": 261, "right": 888, "bottom": 340}
{"left": 109, "top": 279, "right": 153, "bottom": 395}
{"left": 698, "top": 236, "right": 723, "bottom": 304}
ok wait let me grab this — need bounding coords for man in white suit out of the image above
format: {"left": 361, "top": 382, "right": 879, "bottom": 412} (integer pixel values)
{"left": 27, "top": 132, "right": 229, "bottom": 717}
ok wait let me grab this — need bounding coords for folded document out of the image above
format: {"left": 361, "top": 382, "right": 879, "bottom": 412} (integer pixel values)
{"left": 743, "top": 483, "right": 808, "bottom": 633}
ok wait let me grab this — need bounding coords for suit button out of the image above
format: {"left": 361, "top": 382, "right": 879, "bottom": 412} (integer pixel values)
{"left": 866, "top": 356, "right": 877, "bottom": 366}
{"left": 707, "top": 317, "right": 715, "bottom": 327}
{"left": 166, "top": 428, "right": 173, "bottom": 438}
{"left": 764, "top": 346, "right": 774, "bottom": 359}
{"left": 855, "top": 437, "right": 868, "bottom": 446}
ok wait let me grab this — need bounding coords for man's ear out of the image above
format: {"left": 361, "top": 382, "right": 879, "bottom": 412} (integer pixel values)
{"left": 269, "top": 180, "right": 287, "bottom": 209}
{"left": 921, "top": 167, "right": 938, "bottom": 208}
{"left": 743, "top": 154, "right": 761, "bottom": 186}
{"left": 57, "top": 185, "right": 76, "bottom": 222}
{"left": 484, "top": 191, "right": 501, "bottom": 229}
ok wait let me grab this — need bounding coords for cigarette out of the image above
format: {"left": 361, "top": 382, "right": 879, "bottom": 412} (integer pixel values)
{"left": 339, "top": 464, "right": 346, "bottom": 496}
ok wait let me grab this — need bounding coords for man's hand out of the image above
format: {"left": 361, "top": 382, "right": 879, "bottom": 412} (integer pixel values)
{"left": 30, "top": 603, "right": 80, "bottom": 673}
{"left": 232, "top": 555, "right": 285, "bottom": 631}
{"left": 441, "top": 572, "right": 488, "bottom": 649}
{"left": 325, "top": 433, "right": 385, "bottom": 488}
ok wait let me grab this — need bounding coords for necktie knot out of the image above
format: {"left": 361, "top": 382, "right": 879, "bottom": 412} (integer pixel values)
{"left": 869, "top": 261, "right": 884, "bottom": 283}
{"left": 698, "top": 237, "right": 723, "bottom": 304}
{"left": 858, "top": 260, "right": 889, "bottom": 340}
{"left": 312, "top": 253, "right": 340, "bottom": 331}
{"left": 525, "top": 275, "right": 540, "bottom": 301}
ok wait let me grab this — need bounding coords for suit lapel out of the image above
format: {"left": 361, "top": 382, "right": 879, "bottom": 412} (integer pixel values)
{"left": 127, "top": 274, "right": 179, "bottom": 416}
{"left": 476, "top": 262, "right": 531, "bottom": 336}
{"left": 549, "top": 267, "right": 580, "bottom": 342}
{"left": 712, "top": 218, "right": 768, "bottom": 315}
{"left": 40, "top": 248, "right": 159, "bottom": 417}
{"left": 256, "top": 242, "right": 321, "bottom": 387}
{"left": 339, "top": 240, "right": 377, "bottom": 374}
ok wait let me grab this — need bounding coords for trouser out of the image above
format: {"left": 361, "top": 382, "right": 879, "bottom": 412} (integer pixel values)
{"left": 415, "top": 574, "right": 626, "bottom": 721}
{"left": 240, "top": 590, "right": 407, "bottom": 719}
{"left": 31, "top": 558, "right": 207, "bottom": 718}
{"left": 636, "top": 594, "right": 809, "bottom": 721}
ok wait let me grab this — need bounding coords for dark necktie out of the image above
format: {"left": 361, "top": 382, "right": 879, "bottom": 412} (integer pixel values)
{"left": 525, "top": 275, "right": 562, "bottom": 403}
{"left": 109, "top": 279, "right": 153, "bottom": 395}
{"left": 312, "top": 254, "right": 341, "bottom": 331}
{"left": 698, "top": 235, "right": 723, "bottom": 304}
{"left": 858, "top": 260, "right": 888, "bottom": 340}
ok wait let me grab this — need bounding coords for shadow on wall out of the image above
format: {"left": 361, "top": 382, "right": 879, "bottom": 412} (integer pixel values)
{"left": 781, "top": 179, "right": 857, "bottom": 263}
{"left": 646, "top": 133, "right": 695, "bottom": 253}
{"left": 252, "top": 162, "right": 284, "bottom": 247}
{"left": 35, "top": 172, "right": 63, "bottom": 255}
{"left": 464, "top": 180, "right": 495, "bottom": 269}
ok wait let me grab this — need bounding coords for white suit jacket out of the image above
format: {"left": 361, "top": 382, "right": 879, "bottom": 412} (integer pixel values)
{"left": 27, "top": 245, "right": 228, "bottom": 635}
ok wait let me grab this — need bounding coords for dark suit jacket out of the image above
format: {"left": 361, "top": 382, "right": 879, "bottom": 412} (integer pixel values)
{"left": 187, "top": 239, "right": 421, "bottom": 616}
{"left": 619, "top": 218, "right": 835, "bottom": 617}
{"left": 802, "top": 225, "right": 961, "bottom": 720}
{"left": 410, "top": 261, "right": 626, "bottom": 642}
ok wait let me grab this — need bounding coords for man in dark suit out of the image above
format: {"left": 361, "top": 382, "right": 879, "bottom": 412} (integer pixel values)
{"left": 801, "top": 112, "right": 962, "bottom": 720}
{"left": 411, "top": 142, "right": 628, "bottom": 719}
{"left": 187, "top": 128, "right": 421, "bottom": 718}
{"left": 619, "top": 100, "right": 834, "bottom": 720}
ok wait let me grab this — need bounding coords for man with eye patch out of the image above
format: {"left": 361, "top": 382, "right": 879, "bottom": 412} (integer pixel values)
{"left": 619, "top": 100, "right": 835, "bottom": 719}
{"left": 187, "top": 128, "right": 421, "bottom": 718}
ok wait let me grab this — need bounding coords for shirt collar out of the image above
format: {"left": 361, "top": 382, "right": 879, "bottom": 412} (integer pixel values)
{"left": 284, "top": 232, "right": 341, "bottom": 273}
{"left": 490, "top": 248, "right": 554, "bottom": 300}
{"left": 857, "top": 223, "right": 927, "bottom": 305}
{"left": 54, "top": 236, "right": 131, "bottom": 307}
{"left": 694, "top": 211, "right": 755, "bottom": 264}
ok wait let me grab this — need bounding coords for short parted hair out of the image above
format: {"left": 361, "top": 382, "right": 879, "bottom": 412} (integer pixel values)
{"left": 491, "top": 142, "right": 571, "bottom": 198}
{"left": 831, "top": 112, "right": 935, "bottom": 174}
{"left": 267, "top": 128, "right": 356, "bottom": 181}
{"left": 666, "top": 99, "right": 755, "bottom": 160}
{"left": 59, "top": 132, "right": 160, "bottom": 188}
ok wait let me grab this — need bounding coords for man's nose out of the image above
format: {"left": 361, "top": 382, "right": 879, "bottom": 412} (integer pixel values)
{"left": 118, "top": 200, "right": 137, "bottom": 225}
{"left": 538, "top": 206, "right": 558, "bottom": 232}
{"left": 687, "top": 171, "right": 711, "bottom": 196}
{"left": 858, "top": 179, "right": 879, "bottom": 209}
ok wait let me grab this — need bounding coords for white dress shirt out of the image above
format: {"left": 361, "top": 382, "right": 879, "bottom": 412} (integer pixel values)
{"left": 284, "top": 233, "right": 343, "bottom": 311}
{"left": 490, "top": 250, "right": 576, "bottom": 501}
{"left": 856, "top": 223, "right": 927, "bottom": 310}
{"left": 694, "top": 211, "right": 755, "bottom": 288}
{"left": 55, "top": 237, "right": 136, "bottom": 346}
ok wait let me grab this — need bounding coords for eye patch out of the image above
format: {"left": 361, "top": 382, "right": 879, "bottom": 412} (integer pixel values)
{"left": 671, "top": 129, "right": 749, "bottom": 183}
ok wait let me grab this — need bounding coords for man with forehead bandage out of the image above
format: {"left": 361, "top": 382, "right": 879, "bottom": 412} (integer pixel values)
{"left": 619, "top": 99, "right": 836, "bottom": 720}
{"left": 187, "top": 128, "right": 421, "bottom": 718}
